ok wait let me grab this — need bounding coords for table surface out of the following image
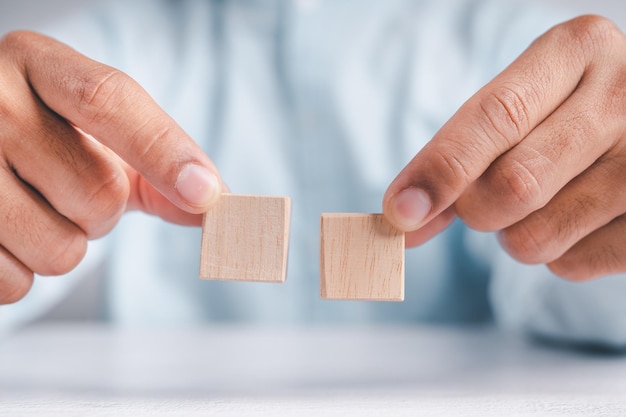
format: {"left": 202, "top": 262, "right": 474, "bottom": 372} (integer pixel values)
{"left": 1, "top": 323, "right": 626, "bottom": 416}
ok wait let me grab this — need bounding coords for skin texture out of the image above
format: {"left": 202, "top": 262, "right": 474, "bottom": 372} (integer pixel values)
{"left": 384, "top": 15, "right": 626, "bottom": 281}
{"left": 0, "top": 31, "right": 223, "bottom": 304}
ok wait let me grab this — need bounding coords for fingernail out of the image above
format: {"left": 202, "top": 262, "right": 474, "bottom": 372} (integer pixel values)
{"left": 390, "top": 187, "right": 431, "bottom": 230}
{"left": 176, "top": 164, "right": 221, "bottom": 208}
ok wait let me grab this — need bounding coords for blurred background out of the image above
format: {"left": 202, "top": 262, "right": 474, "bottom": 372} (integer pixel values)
{"left": 0, "top": 0, "right": 625, "bottom": 33}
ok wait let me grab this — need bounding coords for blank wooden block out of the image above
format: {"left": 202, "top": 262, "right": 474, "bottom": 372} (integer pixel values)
{"left": 320, "top": 213, "right": 405, "bottom": 301}
{"left": 200, "top": 194, "right": 291, "bottom": 282}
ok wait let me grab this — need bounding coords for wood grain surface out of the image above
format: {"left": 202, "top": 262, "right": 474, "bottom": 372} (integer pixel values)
{"left": 200, "top": 194, "right": 291, "bottom": 282}
{"left": 320, "top": 213, "right": 405, "bottom": 301}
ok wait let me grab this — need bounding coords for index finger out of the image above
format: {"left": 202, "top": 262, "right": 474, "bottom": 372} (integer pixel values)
{"left": 6, "top": 31, "right": 221, "bottom": 213}
{"left": 383, "top": 17, "right": 598, "bottom": 232}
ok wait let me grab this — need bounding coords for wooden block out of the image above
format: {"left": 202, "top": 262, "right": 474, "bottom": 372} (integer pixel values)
{"left": 320, "top": 213, "right": 404, "bottom": 301}
{"left": 200, "top": 194, "right": 291, "bottom": 282}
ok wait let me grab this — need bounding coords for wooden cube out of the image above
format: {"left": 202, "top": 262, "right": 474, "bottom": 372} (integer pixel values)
{"left": 200, "top": 194, "right": 291, "bottom": 282}
{"left": 320, "top": 213, "right": 405, "bottom": 301}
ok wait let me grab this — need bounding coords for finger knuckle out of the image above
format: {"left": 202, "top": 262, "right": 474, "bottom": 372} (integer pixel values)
{"left": 550, "top": 244, "right": 625, "bottom": 281}
{"left": 548, "top": 256, "right": 597, "bottom": 281}
{"left": 476, "top": 84, "right": 533, "bottom": 149}
{"left": 0, "top": 269, "right": 33, "bottom": 305}
{"left": 498, "top": 221, "right": 550, "bottom": 264}
{"left": 547, "top": 259, "right": 584, "bottom": 281}
{"left": 0, "top": 30, "right": 36, "bottom": 54}
{"left": 489, "top": 157, "right": 543, "bottom": 211}
{"left": 38, "top": 228, "right": 87, "bottom": 276}
{"left": 560, "top": 15, "right": 623, "bottom": 57}
{"left": 72, "top": 67, "right": 133, "bottom": 125}
{"left": 428, "top": 146, "right": 474, "bottom": 194}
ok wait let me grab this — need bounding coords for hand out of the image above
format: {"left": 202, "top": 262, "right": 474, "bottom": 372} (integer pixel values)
{"left": 383, "top": 16, "right": 626, "bottom": 281}
{"left": 0, "top": 32, "right": 223, "bottom": 303}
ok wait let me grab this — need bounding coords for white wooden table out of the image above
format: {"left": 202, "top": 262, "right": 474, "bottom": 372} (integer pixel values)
{"left": 1, "top": 324, "right": 625, "bottom": 416}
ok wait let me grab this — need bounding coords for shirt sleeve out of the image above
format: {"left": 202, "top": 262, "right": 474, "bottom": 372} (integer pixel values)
{"left": 489, "top": 245, "right": 626, "bottom": 350}
{"left": 457, "top": 221, "right": 625, "bottom": 350}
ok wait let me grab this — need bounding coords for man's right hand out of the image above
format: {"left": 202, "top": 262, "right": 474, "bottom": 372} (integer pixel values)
{"left": 0, "top": 31, "right": 223, "bottom": 304}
